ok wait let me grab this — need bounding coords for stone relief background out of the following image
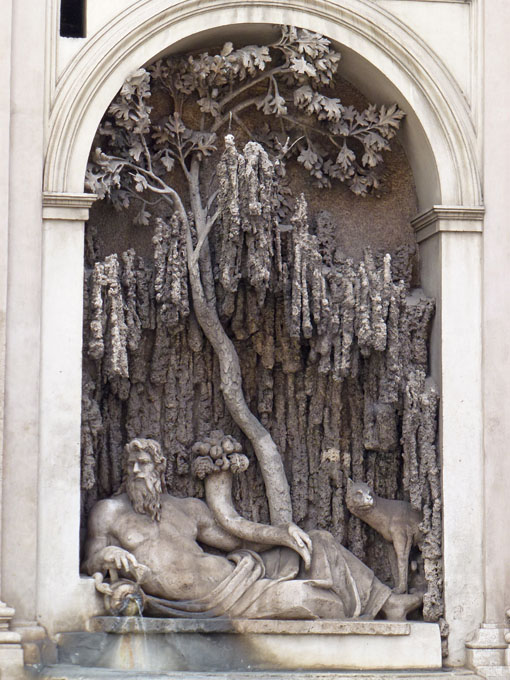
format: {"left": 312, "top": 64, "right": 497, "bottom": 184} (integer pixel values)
{"left": 79, "top": 28, "right": 442, "bottom": 627}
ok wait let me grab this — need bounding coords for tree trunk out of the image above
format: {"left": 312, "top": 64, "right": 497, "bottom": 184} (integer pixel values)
{"left": 191, "top": 242, "right": 292, "bottom": 524}
{"left": 185, "top": 171, "right": 292, "bottom": 524}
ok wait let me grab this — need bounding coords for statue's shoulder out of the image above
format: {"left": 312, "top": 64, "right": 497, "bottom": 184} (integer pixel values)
{"left": 162, "top": 493, "right": 210, "bottom": 516}
{"left": 88, "top": 494, "right": 129, "bottom": 527}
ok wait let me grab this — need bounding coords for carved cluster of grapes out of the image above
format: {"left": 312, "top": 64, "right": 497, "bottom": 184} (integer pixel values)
{"left": 191, "top": 430, "right": 249, "bottom": 478}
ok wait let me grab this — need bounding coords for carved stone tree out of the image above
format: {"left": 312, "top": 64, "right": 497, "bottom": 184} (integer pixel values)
{"left": 84, "top": 26, "right": 442, "bottom": 623}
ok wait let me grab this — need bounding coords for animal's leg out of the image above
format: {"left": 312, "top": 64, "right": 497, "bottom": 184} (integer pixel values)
{"left": 387, "top": 543, "right": 399, "bottom": 588}
{"left": 382, "top": 591, "right": 422, "bottom": 620}
{"left": 393, "top": 531, "right": 413, "bottom": 594}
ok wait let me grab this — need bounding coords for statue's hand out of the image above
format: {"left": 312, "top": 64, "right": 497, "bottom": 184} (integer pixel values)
{"left": 101, "top": 546, "right": 140, "bottom": 576}
{"left": 285, "top": 523, "right": 313, "bottom": 570}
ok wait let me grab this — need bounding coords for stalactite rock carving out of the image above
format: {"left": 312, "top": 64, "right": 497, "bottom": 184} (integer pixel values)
{"left": 81, "top": 25, "right": 443, "bottom": 629}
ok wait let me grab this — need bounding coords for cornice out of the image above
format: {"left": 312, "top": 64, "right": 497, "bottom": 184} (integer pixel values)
{"left": 411, "top": 205, "right": 485, "bottom": 243}
{"left": 42, "top": 192, "right": 97, "bottom": 220}
{"left": 43, "top": 192, "right": 97, "bottom": 208}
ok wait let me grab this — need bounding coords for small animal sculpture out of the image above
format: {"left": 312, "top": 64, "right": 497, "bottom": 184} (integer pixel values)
{"left": 345, "top": 479, "right": 422, "bottom": 594}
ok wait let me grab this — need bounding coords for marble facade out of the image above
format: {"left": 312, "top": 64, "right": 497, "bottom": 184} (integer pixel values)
{"left": 1, "top": 0, "right": 509, "bottom": 677}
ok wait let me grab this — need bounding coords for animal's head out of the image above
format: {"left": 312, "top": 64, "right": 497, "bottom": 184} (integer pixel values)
{"left": 93, "top": 572, "right": 145, "bottom": 617}
{"left": 108, "top": 581, "right": 145, "bottom": 617}
{"left": 346, "top": 479, "right": 375, "bottom": 510}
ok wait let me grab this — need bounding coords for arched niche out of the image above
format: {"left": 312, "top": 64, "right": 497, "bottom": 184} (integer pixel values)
{"left": 45, "top": 0, "right": 480, "bottom": 208}
{"left": 37, "top": 0, "right": 483, "bottom": 666}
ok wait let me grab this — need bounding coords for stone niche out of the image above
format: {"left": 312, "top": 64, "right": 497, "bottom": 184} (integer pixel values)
{"left": 74, "top": 24, "right": 445, "bottom": 672}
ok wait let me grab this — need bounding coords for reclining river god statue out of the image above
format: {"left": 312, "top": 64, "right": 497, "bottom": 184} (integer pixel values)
{"left": 82, "top": 436, "right": 422, "bottom": 621}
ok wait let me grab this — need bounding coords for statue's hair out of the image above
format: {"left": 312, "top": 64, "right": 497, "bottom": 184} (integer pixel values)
{"left": 116, "top": 437, "right": 167, "bottom": 494}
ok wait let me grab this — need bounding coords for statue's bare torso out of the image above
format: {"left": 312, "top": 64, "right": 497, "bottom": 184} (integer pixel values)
{"left": 84, "top": 493, "right": 237, "bottom": 601}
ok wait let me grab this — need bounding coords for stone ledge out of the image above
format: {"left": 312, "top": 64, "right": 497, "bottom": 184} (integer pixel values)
{"left": 42, "top": 192, "right": 98, "bottom": 221}
{"left": 55, "top": 620, "right": 442, "bottom": 672}
{"left": 411, "top": 205, "right": 485, "bottom": 243}
{"left": 39, "top": 666, "right": 484, "bottom": 680}
{"left": 472, "top": 668, "right": 510, "bottom": 680}
{"left": 89, "top": 616, "right": 411, "bottom": 636}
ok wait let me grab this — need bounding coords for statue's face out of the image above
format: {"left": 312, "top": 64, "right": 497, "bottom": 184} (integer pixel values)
{"left": 125, "top": 444, "right": 163, "bottom": 520}
{"left": 127, "top": 449, "right": 155, "bottom": 482}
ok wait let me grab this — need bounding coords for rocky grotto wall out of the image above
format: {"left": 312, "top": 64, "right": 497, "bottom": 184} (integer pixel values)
{"left": 79, "top": 27, "right": 443, "bottom": 633}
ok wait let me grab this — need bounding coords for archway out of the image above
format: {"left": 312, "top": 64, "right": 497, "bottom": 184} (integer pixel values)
{"left": 38, "top": 0, "right": 483, "bottom": 665}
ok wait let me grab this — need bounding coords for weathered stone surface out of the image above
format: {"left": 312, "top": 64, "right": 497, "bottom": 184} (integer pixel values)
{"left": 89, "top": 616, "right": 411, "bottom": 636}
{"left": 80, "top": 23, "right": 441, "bottom": 648}
{"left": 55, "top": 621, "right": 441, "bottom": 671}
{"left": 38, "top": 668, "right": 484, "bottom": 680}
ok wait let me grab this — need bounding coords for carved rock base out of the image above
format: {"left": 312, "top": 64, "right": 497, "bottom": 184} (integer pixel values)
{"left": 52, "top": 618, "right": 442, "bottom": 672}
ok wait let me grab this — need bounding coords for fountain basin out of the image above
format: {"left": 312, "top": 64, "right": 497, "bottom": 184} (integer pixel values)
{"left": 53, "top": 618, "right": 442, "bottom": 672}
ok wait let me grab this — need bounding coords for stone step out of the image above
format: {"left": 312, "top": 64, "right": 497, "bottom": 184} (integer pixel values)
{"left": 472, "top": 667, "right": 510, "bottom": 680}
{"left": 38, "top": 666, "right": 484, "bottom": 680}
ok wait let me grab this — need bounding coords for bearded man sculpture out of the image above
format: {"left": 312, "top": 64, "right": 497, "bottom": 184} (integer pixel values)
{"left": 83, "top": 436, "right": 422, "bottom": 620}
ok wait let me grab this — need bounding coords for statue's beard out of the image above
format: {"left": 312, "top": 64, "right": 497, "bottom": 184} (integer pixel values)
{"left": 127, "top": 474, "right": 162, "bottom": 522}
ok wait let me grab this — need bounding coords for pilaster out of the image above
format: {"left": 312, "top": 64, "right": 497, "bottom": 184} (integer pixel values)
{"left": 2, "top": 0, "right": 47, "bottom": 666}
{"left": 38, "top": 193, "right": 101, "bottom": 636}
{"left": 465, "top": 3, "right": 510, "bottom": 677}
{"left": 412, "top": 205, "right": 484, "bottom": 666}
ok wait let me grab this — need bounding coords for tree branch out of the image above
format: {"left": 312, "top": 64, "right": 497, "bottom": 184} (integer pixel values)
{"left": 217, "top": 65, "right": 289, "bottom": 111}
{"left": 120, "top": 161, "right": 189, "bottom": 225}
{"left": 206, "top": 189, "right": 219, "bottom": 212}
{"left": 140, "top": 134, "right": 153, "bottom": 173}
{"left": 232, "top": 112, "right": 254, "bottom": 140}
{"left": 191, "top": 220, "right": 214, "bottom": 268}
{"left": 186, "top": 232, "right": 293, "bottom": 524}
{"left": 125, "top": 188, "right": 165, "bottom": 207}
{"left": 211, "top": 97, "right": 262, "bottom": 134}
{"left": 280, "top": 114, "right": 341, "bottom": 144}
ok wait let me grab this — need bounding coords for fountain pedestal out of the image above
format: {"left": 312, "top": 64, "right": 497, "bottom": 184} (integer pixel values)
{"left": 53, "top": 617, "right": 442, "bottom": 672}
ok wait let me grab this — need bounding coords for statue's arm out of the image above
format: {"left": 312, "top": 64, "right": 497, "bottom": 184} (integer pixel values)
{"left": 186, "top": 499, "right": 245, "bottom": 552}
{"left": 191, "top": 498, "right": 275, "bottom": 554}
{"left": 82, "top": 500, "right": 140, "bottom": 576}
{"left": 200, "top": 471, "right": 312, "bottom": 568}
